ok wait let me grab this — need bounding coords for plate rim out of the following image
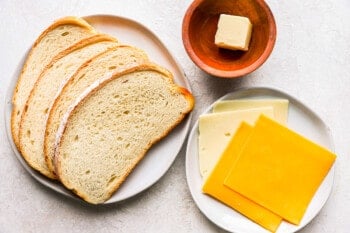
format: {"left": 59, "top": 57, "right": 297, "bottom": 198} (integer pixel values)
{"left": 185, "top": 86, "right": 335, "bottom": 233}
{"left": 5, "top": 14, "right": 193, "bottom": 205}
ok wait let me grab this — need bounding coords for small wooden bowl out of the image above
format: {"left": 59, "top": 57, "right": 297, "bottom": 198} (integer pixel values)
{"left": 182, "top": 0, "right": 276, "bottom": 78}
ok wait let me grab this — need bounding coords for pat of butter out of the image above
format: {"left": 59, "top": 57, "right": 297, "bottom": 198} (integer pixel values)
{"left": 198, "top": 107, "right": 274, "bottom": 178}
{"left": 215, "top": 14, "right": 252, "bottom": 51}
{"left": 213, "top": 99, "right": 289, "bottom": 124}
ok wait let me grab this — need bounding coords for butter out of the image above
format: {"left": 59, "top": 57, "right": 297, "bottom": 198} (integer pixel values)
{"left": 198, "top": 107, "right": 274, "bottom": 178}
{"left": 215, "top": 14, "right": 252, "bottom": 51}
{"left": 213, "top": 99, "right": 289, "bottom": 124}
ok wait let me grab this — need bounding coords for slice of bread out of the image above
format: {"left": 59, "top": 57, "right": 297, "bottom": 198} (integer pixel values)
{"left": 54, "top": 64, "right": 194, "bottom": 204}
{"left": 11, "top": 16, "right": 97, "bottom": 148}
{"left": 18, "top": 34, "right": 117, "bottom": 179}
{"left": 44, "top": 45, "right": 149, "bottom": 176}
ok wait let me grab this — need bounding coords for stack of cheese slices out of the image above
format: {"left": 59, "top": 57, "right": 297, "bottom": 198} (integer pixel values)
{"left": 198, "top": 99, "right": 336, "bottom": 232}
{"left": 11, "top": 16, "right": 194, "bottom": 204}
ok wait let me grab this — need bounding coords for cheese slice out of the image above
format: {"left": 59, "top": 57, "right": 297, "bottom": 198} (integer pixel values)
{"left": 213, "top": 99, "right": 289, "bottom": 124}
{"left": 198, "top": 107, "right": 274, "bottom": 178}
{"left": 202, "top": 123, "right": 282, "bottom": 232}
{"left": 224, "top": 115, "right": 336, "bottom": 225}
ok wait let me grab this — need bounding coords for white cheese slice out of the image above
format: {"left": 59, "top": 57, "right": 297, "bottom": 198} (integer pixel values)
{"left": 213, "top": 99, "right": 289, "bottom": 124}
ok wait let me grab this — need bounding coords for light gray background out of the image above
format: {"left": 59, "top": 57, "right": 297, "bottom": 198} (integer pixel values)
{"left": 1, "top": 0, "right": 349, "bottom": 232}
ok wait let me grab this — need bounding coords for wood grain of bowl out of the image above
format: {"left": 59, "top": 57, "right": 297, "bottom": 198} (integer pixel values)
{"left": 182, "top": 0, "right": 276, "bottom": 78}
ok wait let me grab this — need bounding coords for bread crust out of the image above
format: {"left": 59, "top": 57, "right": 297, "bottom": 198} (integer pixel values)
{"left": 17, "top": 34, "right": 117, "bottom": 179}
{"left": 54, "top": 63, "right": 194, "bottom": 204}
{"left": 11, "top": 16, "right": 97, "bottom": 149}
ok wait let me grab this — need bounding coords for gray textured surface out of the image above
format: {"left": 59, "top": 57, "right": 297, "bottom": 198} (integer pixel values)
{"left": 1, "top": 0, "right": 350, "bottom": 232}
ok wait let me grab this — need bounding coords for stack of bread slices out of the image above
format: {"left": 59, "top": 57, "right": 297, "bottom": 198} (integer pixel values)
{"left": 11, "top": 16, "right": 194, "bottom": 204}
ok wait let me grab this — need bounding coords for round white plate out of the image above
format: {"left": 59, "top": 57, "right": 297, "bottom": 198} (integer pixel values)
{"left": 5, "top": 14, "right": 192, "bottom": 204}
{"left": 186, "top": 87, "right": 335, "bottom": 233}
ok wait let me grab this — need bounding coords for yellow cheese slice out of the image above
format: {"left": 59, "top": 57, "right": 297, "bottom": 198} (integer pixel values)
{"left": 213, "top": 99, "right": 289, "bottom": 124}
{"left": 198, "top": 107, "right": 274, "bottom": 178}
{"left": 224, "top": 115, "right": 336, "bottom": 225}
{"left": 202, "top": 122, "right": 282, "bottom": 232}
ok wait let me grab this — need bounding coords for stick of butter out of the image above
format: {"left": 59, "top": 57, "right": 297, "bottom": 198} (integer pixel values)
{"left": 215, "top": 14, "right": 253, "bottom": 51}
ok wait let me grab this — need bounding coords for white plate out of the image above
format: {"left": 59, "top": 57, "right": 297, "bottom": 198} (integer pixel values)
{"left": 5, "top": 14, "right": 192, "bottom": 204}
{"left": 186, "top": 87, "right": 335, "bottom": 233}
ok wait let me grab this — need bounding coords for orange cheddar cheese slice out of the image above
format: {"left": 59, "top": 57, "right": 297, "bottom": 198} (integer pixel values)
{"left": 202, "top": 122, "right": 282, "bottom": 232}
{"left": 224, "top": 115, "right": 336, "bottom": 225}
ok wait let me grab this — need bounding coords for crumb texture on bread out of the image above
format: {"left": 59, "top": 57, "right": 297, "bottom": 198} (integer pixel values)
{"left": 18, "top": 38, "right": 116, "bottom": 179}
{"left": 55, "top": 66, "right": 193, "bottom": 204}
{"left": 44, "top": 45, "right": 149, "bottom": 175}
{"left": 11, "top": 17, "right": 96, "bottom": 148}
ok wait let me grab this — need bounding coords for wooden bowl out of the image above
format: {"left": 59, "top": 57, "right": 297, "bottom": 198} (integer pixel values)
{"left": 182, "top": 0, "right": 276, "bottom": 78}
